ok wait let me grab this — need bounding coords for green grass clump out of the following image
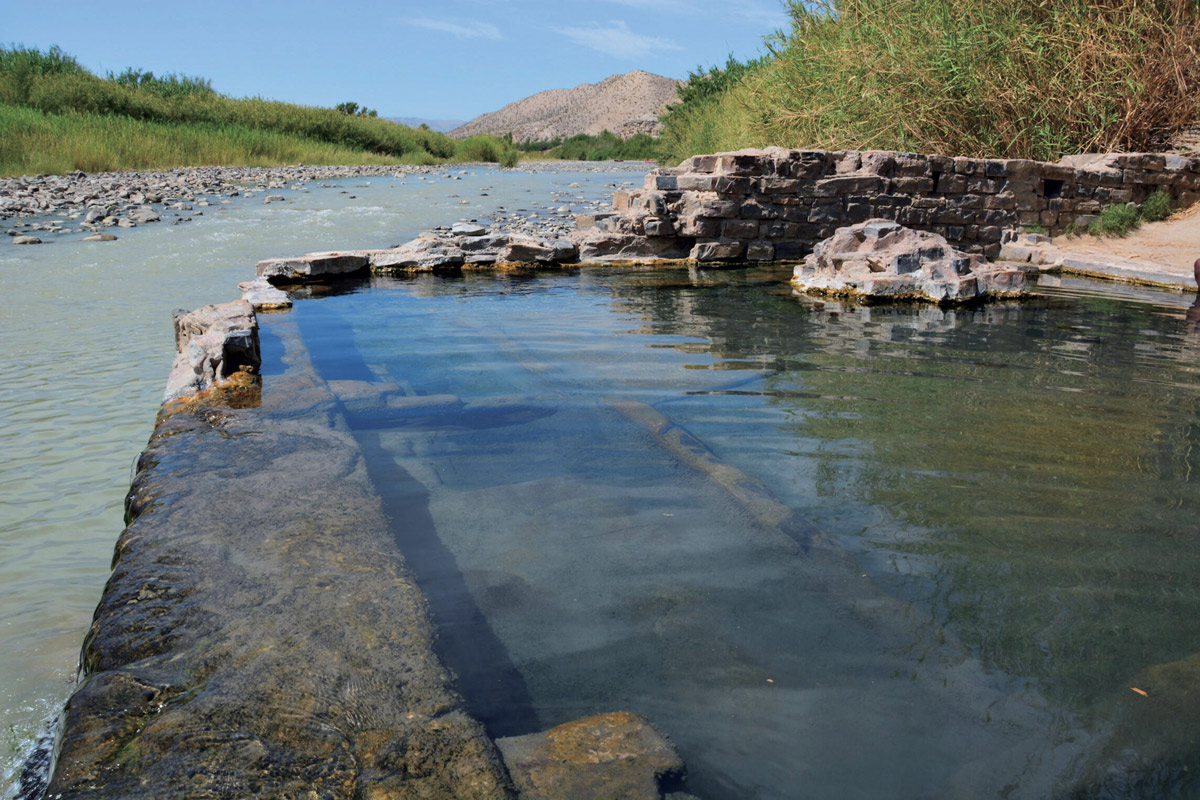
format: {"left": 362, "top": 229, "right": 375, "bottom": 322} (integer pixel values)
{"left": 1087, "top": 203, "right": 1143, "bottom": 237}
{"left": 660, "top": 0, "right": 1200, "bottom": 162}
{"left": 1085, "top": 188, "right": 1175, "bottom": 237}
{"left": 1141, "top": 187, "right": 1174, "bottom": 222}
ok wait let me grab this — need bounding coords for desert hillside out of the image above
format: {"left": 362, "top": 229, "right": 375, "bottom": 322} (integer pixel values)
{"left": 450, "top": 70, "right": 681, "bottom": 142}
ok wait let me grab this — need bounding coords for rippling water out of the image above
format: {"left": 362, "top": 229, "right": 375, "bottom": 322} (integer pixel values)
{"left": 0, "top": 165, "right": 644, "bottom": 796}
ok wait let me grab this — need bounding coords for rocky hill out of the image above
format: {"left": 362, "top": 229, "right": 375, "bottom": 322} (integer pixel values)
{"left": 450, "top": 70, "right": 681, "bottom": 143}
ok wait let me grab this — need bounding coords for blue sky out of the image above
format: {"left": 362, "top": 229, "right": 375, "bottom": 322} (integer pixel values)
{"left": 5, "top": 0, "right": 792, "bottom": 120}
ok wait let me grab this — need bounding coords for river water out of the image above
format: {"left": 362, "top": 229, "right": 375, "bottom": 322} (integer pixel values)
{"left": 0, "top": 164, "right": 645, "bottom": 797}
{"left": 4, "top": 166, "right": 1200, "bottom": 798}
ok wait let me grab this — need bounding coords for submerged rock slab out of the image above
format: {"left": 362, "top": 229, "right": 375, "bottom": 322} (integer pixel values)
{"left": 496, "top": 712, "right": 686, "bottom": 800}
{"left": 164, "top": 299, "right": 261, "bottom": 402}
{"left": 47, "top": 318, "right": 513, "bottom": 800}
{"left": 791, "top": 219, "right": 1025, "bottom": 303}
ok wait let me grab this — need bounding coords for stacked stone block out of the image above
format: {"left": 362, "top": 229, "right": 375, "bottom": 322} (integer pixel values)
{"left": 572, "top": 147, "right": 1200, "bottom": 263}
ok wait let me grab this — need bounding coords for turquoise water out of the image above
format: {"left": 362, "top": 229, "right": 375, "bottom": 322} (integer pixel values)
{"left": 283, "top": 269, "right": 1200, "bottom": 798}
{"left": 0, "top": 166, "right": 644, "bottom": 797}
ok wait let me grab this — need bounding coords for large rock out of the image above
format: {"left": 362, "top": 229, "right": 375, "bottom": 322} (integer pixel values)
{"left": 791, "top": 219, "right": 1025, "bottom": 303}
{"left": 496, "top": 712, "right": 687, "bottom": 800}
{"left": 255, "top": 251, "right": 370, "bottom": 283}
{"left": 164, "top": 300, "right": 261, "bottom": 401}
{"left": 369, "top": 237, "right": 466, "bottom": 271}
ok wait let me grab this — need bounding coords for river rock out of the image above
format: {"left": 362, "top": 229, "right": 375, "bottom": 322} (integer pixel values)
{"left": 82, "top": 233, "right": 118, "bottom": 242}
{"left": 133, "top": 207, "right": 160, "bottom": 223}
{"left": 238, "top": 276, "right": 293, "bottom": 311}
{"left": 256, "top": 251, "right": 370, "bottom": 283}
{"left": 164, "top": 300, "right": 261, "bottom": 401}
{"left": 452, "top": 222, "right": 487, "bottom": 236}
{"left": 497, "top": 712, "right": 687, "bottom": 800}
{"left": 791, "top": 219, "right": 1026, "bottom": 303}
{"left": 12, "top": 235, "right": 41, "bottom": 244}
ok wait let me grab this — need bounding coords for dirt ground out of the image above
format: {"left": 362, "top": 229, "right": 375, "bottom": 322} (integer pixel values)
{"left": 1051, "top": 203, "right": 1200, "bottom": 285}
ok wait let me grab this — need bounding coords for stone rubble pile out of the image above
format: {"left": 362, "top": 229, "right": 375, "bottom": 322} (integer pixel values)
{"left": 792, "top": 219, "right": 1026, "bottom": 303}
{"left": 571, "top": 147, "right": 1200, "bottom": 265}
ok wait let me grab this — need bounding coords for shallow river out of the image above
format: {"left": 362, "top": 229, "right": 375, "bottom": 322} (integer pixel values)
{"left": 4, "top": 166, "right": 1200, "bottom": 798}
{"left": 0, "top": 165, "right": 644, "bottom": 796}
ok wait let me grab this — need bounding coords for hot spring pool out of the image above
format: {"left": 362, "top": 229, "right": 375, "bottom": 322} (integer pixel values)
{"left": 259, "top": 265, "right": 1200, "bottom": 799}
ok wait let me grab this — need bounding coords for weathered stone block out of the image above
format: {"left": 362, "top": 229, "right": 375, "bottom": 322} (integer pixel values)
{"left": 717, "top": 152, "right": 769, "bottom": 175}
{"left": 690, "top": 239, "right": 746, "bottom": 261}
{"left": 722, "top": 219, "right": 760, "bottom": 239}
{"left": 896, "top": 154, "right": 932, "bottom": 177}
{"left": 746, "top": 240, "right": 776, "bottom": 261}
{"left": 678, "top": 216, "right": 720, "bottom": 238}
{"left": 761, "top": 176, "right": 802, "bottom": 194}
{"left": 715, "top": 176, "right": 754, "bottom": 194}
{"left": 676, "top": 175, "right": 719, "bottom": 192}
{"left": 646, "top": 174, "right": 678, "bottom": 191}
{"left": 817, "top": 175, "right": 887, "bottom": 195}
{"left": 740, "top": 200, "right": 780, "bottom": 219}
{"left": 682, "top": 154, "right": 719, "bottom": 173}
{"left": 892, "top": 176, "right": 935, "bottom": 193}
{"left": 938, "top": 174, "right": 969, "bottom": 194}
{"left": 699, "top": 196, "right": 741, "bottom": 219}
{"left": 643, "top": 218, "right": 674, "bottom": 237}
{"left": 808, "top": 200, "right": 842, "bottom": 224}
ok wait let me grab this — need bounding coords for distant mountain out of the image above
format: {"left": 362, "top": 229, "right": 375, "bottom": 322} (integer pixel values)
{"left": 449, "top": 70, "right": 682, "bottom": 143}
{"left": 387, "top": 117, "right": 468, "bottom": 133}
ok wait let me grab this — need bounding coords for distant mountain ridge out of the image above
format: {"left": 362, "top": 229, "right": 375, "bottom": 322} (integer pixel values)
{"left": 386, "top": 117, "right": 467, "bottom": 133}
{"left": 450, "top": 70, "right": 681, "bottom": 143}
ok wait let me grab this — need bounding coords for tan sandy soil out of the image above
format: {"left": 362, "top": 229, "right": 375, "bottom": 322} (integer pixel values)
{"left": 1050, "top": 203, "right": 1200, "bottom": 285}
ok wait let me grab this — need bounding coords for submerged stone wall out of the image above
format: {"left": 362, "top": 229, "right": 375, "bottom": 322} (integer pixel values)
{"left": 571, "top": 147, "right": 1200, "bottom": 263}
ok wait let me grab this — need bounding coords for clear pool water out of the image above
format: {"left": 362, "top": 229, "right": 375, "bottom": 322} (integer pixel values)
{"left": 278, "top": 267, "right": 1200, "bottom": 799}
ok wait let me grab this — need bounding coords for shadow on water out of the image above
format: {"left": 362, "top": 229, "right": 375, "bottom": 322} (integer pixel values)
{"left": 293, "top": 299, "right": 540, "bottom": 738}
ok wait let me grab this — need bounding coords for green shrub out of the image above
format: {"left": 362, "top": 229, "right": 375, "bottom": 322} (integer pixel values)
{"left": 1141, "top": 187, "right": 1173, "bottom": 222}
{"left": 1088, "top": 203, "right": 1142, "bottom": 237}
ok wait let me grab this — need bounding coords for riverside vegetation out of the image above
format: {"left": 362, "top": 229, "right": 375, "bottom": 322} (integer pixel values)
{"left": 0, "top": 45, "right": 519, "bottom": 176}
{"left": 659, "top": 0, "right": 1200, "bottom": 163}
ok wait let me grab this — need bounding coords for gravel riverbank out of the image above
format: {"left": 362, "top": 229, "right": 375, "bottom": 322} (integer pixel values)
{"left": 0, "top": 160, "right": 651, "bottom": 240}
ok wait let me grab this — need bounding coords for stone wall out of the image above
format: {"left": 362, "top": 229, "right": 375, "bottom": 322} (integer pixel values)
{"left": 571, "top": 147, "right": 1200, "bottom": 263}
